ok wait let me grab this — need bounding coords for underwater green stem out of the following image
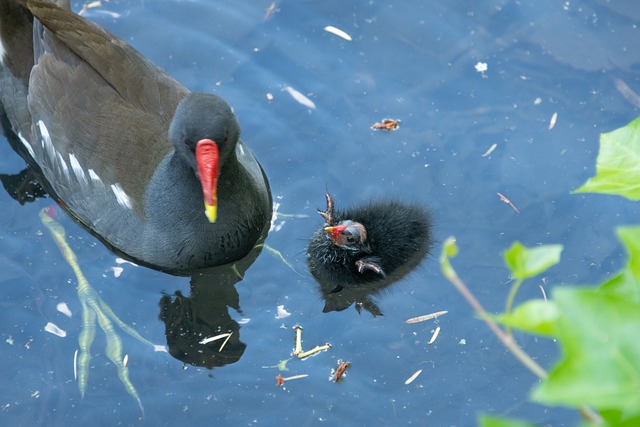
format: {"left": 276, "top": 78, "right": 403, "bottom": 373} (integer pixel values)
{"left": 440, "top": 237, "right": 601, "bottom": 424}
{"left": 440, "top": 238, "right": 547, "bottom": 379}
{"left": 504, "top": 278, "right": 523, "bottom": 336}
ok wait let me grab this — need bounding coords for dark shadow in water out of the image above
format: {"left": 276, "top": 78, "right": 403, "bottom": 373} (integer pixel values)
{"left": 158, "top": 240, "right": 265, "bottom": 368}
{"left": 1, "top": 150, "right": 269, "bottom": 370}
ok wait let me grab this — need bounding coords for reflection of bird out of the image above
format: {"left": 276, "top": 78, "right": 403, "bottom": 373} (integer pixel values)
{"left": 0, "top": 1, "right": 271, "bottom": 273}
{"left": 307, "top": 194, "right": 433, "bottom": 294}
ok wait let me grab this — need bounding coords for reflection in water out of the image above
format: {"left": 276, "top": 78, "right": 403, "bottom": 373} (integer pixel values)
{"left": 159, "top": 240, "right": 265, "bottom": 368}
{"left": 1, "top": 152, "right": 269, "bottom": 373}
{"left": 307, "top": 194, "right": 433, "bottom": 315}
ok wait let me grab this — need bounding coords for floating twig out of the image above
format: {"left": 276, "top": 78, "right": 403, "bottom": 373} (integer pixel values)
{"left": 428, "top": 326, "right": 441, "bottom": 345}
{"left": 298, "top": 344, "right": 332, "bottom": 359}
{"left": 292, "top": 325, "right": 303, "bottom": 356}
{"left": 405, "top": 310, "right": 448, "bottom": 324}
{"left": 276, "top": 373, "right": 309, "bottom": 387}
{"left": 497, "top": 192, "right": 520, "bottom": 214}
{"left": 404, "top": 369, "right": 423, "bottom": 385}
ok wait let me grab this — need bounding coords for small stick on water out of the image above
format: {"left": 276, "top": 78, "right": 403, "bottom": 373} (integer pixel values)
{"left": 404, "top": 369, "right": 423, "bottom": 385}
{"left": 405, "top": 310, "right": 448, "bottom": 324}
{"left": 199, "top": 333, "right": 231, "bottom": 345}
{"left": 428, "top": 326, "right": 441, "bottom": 345}
{"left": 293, "top": 326, "right": 303, "bottom": 356}
{"left": 497, "top": 192, "right": 520, "bottom": 214}
{"left": 539, "top": 284, "right": 548, "bottom": 302}
{"left": 548, "top": 112, "right": 558, "bottom": 130}
{"left": 298, "top": 344, "right": 331, "bottom": 359}
{"left": 219, "top": 332, "right": 233, "bottom": 352}
{"left": 276, "top": 373, "right": 309, "bottom": 386}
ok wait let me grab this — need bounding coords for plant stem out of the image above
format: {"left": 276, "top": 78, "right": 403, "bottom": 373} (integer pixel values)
{"left": 504, "top": 278, "right": 523, "bottom": 336}
{"left": 440, "top": 237, "right": 601, "bottom": 424}
{"left": 443, "top": 259, "right": 548, "bottom": 379}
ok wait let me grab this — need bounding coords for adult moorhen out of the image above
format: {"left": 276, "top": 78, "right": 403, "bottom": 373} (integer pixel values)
{"left": 0, "top": 0, "right": 272, "bottom": 273}
{"left": 307, "top": 194, "right": 433, "bottom": 295}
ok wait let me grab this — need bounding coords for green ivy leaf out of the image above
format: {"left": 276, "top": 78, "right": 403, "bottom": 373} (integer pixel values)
{"left": 479, "top": 414, "right": 536, "bottom": 427}
{"left": 504, "top": 242, "right": 563, "bottom": 280}
{"left": 574, "top": 117, "right": 640, "bottom": 200}
{"left": 495, "top": 299, "right": 560, "bottom": 337}
{"left": 532, "top": 287, "right": 640, "bottom": 417}
{"left": 600, "top": 226, "right": 640, "bottom": 302}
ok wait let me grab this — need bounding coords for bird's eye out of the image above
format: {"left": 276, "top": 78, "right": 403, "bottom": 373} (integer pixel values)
{"left": 345, "top": 235, "right": 356, "bottom": 244}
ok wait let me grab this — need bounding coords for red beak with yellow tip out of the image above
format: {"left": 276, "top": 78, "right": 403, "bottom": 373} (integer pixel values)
{"left": 195, "top": 139, "right": 219, "bottom": 223}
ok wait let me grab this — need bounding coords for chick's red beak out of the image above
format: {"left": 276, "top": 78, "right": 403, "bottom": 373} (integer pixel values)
{"left": 324, "top": 224, "right": 346, "bottom": 242}
{"left": 195, "top": 139, "right": 219, "bottom": 223}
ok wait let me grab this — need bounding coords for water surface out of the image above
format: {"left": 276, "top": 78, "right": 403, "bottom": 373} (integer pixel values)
{"left": 1, "top": 0, "right": 639, "bottom": 425}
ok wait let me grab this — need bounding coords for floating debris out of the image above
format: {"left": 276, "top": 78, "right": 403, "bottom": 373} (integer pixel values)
{"left": 324, "top": 25, "right": 352, "bottom": 41}
{"left": 276, "top": 373, "right": 309, "bottom": 387}
{"left": 331, "top": 360, "right": 351, "bottom": 382}
{"left": 115, "top": 258, "right": 138, "bottom": 267}
{"left": 78, "top": 1, "right": 102, "bottom": 16}
{"left": 428, "top": 326, "right": 441, "bottom": 345}
{"left": 405, "top": 310, "right": 448, "bottom": 324}
{"left": 539, "top": 284, "right": 548, "bottom": 302}
{"left": 298, "top": 344, "right": 332, "bottom": 359}
{"left": 56, "top": 302, "right": 73, "bottom": 318}
{"left": 614, "top": 78, "right": 640, "bottom": 109}
{"left": 292, "top": 325, "right": 303, "bottom": 356}
{"left": 497, "top": 192, "right": 520, "bottom": 214}
{"left": 276, "top": 305, "right": 291, "bottom": 319}
{"left": 199, "top": 332, "right": 233, "bottom": 352}
{"left": 548, "top": 112, "right": 558, "bottom": 130}
{"left": 199, "top": 333, "right": 232, "bottom": 345}
{"left": 44, "top": 322, "right": 66, "bottom": 338}
{"left": 283, "top": 86, "right": 316, "bottom": 109}
{"left": 371, "top": 118, "right": 400, "bottom": 131}
{"left": 474, "top": 61, "right": 488, "bottom": 77}
{"left": 263, "top": 2, "right": 278, "bottom": 21}
{"left": 404, "top": 369, "right": 423, "bottom": 385}
{"left": 112, "top": 266, "right": 124, "bottom": 278}
{"left": 481, "top": 143, "right": 497, "bottom": 157}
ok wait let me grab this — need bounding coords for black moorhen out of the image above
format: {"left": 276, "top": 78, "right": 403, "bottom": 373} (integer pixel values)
{"left": 0, "top": 1, "right": 272, "bottom": 273}
{"left": 307, "top": 194, "right": 433, "bottom": 293}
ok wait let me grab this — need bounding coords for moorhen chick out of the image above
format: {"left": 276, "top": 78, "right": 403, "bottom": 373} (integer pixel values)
{"left": 307, "top": 194, "right": 433, "bottom": 294}
{"left": 0, "top": 0, "right": 271, "bottom": 273}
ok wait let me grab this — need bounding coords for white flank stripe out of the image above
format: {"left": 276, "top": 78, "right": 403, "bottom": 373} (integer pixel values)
{"left": 0, "top": 38, "right": 6, "bottom": 65}
{"left": 57, "top": 152, "right": 69, "bottom": 176}
{"left": 88, "top": 168, "right": 101, "bottom": 182}
{"left": 18, "top": 133, "right": 35, "bottom": 157}
{"left": 68, "top": 154, "right": 87, "bottom": 184}
{"left": 111, "top": 183, "right": 132, "bottom": 209}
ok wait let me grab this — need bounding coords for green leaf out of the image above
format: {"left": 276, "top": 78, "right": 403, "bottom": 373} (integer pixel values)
{"left": 440, "top": 236, "right": 459, "bottom": 280}
{"left": 600, "top": 226, "right": 640, "bottom": 302}
{"left": 504, "top": 242, "right": 563, "bottom": 280}
{"left": 479, "top": 414, "right": 536, "bottom": 427}
{"left": 532, "top": 287, "right": 640, "bottom": 416}
{"left": 496, "top": 299, "right": 560, "bottom": 337}
{"left": 574, "top": 116, "right": 640, "bottom": 200}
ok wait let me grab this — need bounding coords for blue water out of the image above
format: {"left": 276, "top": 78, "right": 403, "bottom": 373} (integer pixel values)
{"left": 1, "top": 0, "right": 639, "bottom": 425}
